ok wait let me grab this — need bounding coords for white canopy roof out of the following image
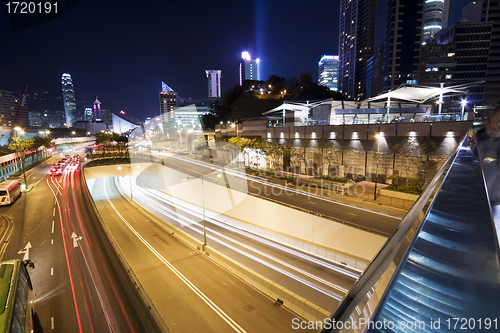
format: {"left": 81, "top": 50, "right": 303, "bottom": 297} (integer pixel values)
{"left": 262, "top": 102, "right": 312, "bottom": 115}
{"left": 365, "top": 82, "right": 483, "bottom": 104}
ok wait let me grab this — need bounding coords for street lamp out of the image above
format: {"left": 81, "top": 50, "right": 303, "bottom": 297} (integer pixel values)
{"left": 374, "top": 133, "right": 382, "bottom": 200}
{"left": 461, "top": 99, "right": 467, "bottom": 121}
{"left": 178, "top": 130, "right": 182, "bottom": 150}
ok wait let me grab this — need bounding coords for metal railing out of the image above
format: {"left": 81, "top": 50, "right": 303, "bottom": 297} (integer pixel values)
{"left": 321, "top": 129, "right": 493, "bottom": 332}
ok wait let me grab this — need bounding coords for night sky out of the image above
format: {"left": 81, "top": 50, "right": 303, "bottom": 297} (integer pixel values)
{"left": 0, "top": 0, "right": 471, "bottom": 121}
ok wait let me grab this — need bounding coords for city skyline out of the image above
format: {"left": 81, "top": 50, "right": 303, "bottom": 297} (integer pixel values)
{"left": 0, "top": 0, "right": 470, "bottom": 121}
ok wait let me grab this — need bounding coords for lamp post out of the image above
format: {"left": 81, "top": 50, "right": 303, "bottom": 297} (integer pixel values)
{"left": 461, "top": 99, "right": 467, "bottom": 121}
{"left": 178, "top": 130, "right": 182, "bottom": 150}
{"left": 374, "top": 133, "right": 382, "bottom": 200}
{"left": 200, "top": 172, "right": 222, "bottom": 248}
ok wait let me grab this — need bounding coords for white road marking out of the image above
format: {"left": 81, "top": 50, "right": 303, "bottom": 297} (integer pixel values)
{"left": 52, "top": 221, "right": 54, "bottom": 233}
{"left": 18, "top": 242, "right": 32, "bottom": 261}
{"left": 348, "top": 213, "right": 356, "bottom": 216}
{"left": 51, "top": 317, "right": 54, "bottom": 329}
{"left": 51, "top": 268, "right": 53, "bottom": 275}
{"left": 53, "top": 208, "right": 55, "bottom": 216}
{"left": 51, "top": 239, "right": 53, "bottom": 244}
{"left": 104, "top": 183, "right": 247, "bottom": 333}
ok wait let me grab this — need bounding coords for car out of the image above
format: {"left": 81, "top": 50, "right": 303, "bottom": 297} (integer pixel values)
{"left": 48, "top": 166, "right": 61, "bottom": 176}
{"left": 68, "top": 162, "right": 78, "bottom": 171}
{"left": 53, "top": 162, "right": 60, "bottom": 167}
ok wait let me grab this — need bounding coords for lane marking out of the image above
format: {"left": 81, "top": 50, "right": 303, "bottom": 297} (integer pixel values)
{"left": 104, "top": 183, "right": 247, "bottom": 333}
{"left": 51, "top": 317, "right": 54, "bottom": 329}
{"left": 53, "top": 208, "right": 55, "bottom": 217}
{"left": 52, "top": 221, "right": 54, "bottom": 233}
{"left": 51, "top": 268, "right": 53, "bottom": 276}
{"left": 51, "top": 239, "right": 53, "bottom": 245}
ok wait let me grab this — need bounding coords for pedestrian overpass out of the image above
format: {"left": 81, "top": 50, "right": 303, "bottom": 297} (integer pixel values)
{"left": 323, "top": 130, "right": 500, "bottom": 332}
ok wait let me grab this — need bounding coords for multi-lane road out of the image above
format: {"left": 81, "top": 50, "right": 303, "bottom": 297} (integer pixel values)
{"left": 0, "top": 154, "right": 147, "bottom": 332}
{"left": 0, "top": 148, "right": 405, "bottom": 332}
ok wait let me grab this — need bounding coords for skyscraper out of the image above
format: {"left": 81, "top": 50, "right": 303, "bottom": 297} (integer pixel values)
{"left": 61, "top": 73, "right": 76, "bottom": 127}
{"left": 159, "top": 82, "right": 177, "bottom": 126}
{"left": 84, "top": 108, "right": 93, "bottom": 121}
{"left": 338, "top": 0, "right": 377, "bottom": 100}
{"left": 383, "top": 0, "right": 426, "bottom": 90}
{"left": 93, "top": 97, "right": 102, "bottom": 121}
{"left": 481, "top": 0, "right": 500, "bottom": 105}
{"left": 423, "top": 0, "right": 450, "bottom": 43}
{"left": 205, "top": 70, "right": 222, "bottom": 98}
{"left": 318, "top": 55, "right": 339, "bottom": 91}
{"left": 239, "top": 51, "right": 260, "bottom": 85}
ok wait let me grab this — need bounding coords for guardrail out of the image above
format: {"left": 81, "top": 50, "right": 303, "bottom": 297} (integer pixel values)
{"left": 79, "top": 161, "right": 171, "bottom": 333}
{"left": 322, "top": 129, "right": 500, "bottom": 332}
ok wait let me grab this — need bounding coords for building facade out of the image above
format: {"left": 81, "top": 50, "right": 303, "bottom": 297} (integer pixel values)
{"left": 206, "top": 70, "right": 222, "bottom": 98}
{"left": 239, "top": 51, "right": 260, "bottom": 85}
{"left": 318, "top": 55, "right": 339, "bottom": 91}
{"left": 61, "top": 73, "right": 76, "bottom": 127}
{"left": 423, "top": 0, "right": 450, "bottom": 43}
{"left": 0, "top": 90, "right": 29, "bottom": 128}
{"left": 160, "top": 82, "right": 178, "bottom": 127}
{"left": 93, "top": 97, "right": 102, "bottom": 121}
{"left": 481, "top": 0, "right": 500, "bottom": 105}
{"left": 84, "top": 107, "right": 93, "bottom": 122}
{"left": 432, "top": 19, "right": 493, "bottom": 108}
{"left": 384, "top": 0, "right": 426, "bottom": 91}
{"left": 338, "top": 0, "right": 377, "bottom": 100}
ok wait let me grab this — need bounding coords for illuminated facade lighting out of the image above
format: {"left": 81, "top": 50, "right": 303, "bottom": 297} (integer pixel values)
{"left": 206, "top": 70, "right": 222, "bottom": 98}
{"left": 239, "top": 51, "right": 260, "bottom": 85}
{"left": 423, "top": 0, "right": 449, "bottom": 43}
{"left": 61, "top": 73, "right": 76, "bottom": 127}
{"left": 318, "top": 55, "right": 339, "bottom": 91}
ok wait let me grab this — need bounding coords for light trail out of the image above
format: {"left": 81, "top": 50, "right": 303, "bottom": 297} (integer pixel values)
{"left": 116, "top": 176, "right": 350, "bottom": 299}
{"left": 163, "top": 152, "right": 401, "bottom": 220}
{"left": 46, "top": 177, "right": 84, "bottom": 333}
{"left": 103, "top": 180, "right": 248, "bottom": 333}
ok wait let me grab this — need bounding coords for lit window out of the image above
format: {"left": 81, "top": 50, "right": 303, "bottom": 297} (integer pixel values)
{"left": 425, "top": 68, "right": 432, "bottom": 72}
{"left": 432, "top": 68, "right": 439, "bottom": 71}
{"left": 448, "top": 52, "right": 455, "bottom": 57}
{"left": 446, "top": 74, "right": 452, "bottom": 79}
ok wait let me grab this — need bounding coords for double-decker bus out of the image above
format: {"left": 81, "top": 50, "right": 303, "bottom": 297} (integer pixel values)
{"left": 0, "top": 260, "right": 35, "bottom": 333}
{"left": 0, "top": 181, "right": 21, "bottom": 205}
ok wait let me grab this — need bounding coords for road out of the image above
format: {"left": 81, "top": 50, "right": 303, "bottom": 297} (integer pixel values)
{"left": 152, "top": 153, "right": 403, "bottom": 237}
{"left": 90, "top": 175, "right": 318, "bottom": 332}
{"left": 112, "top": 175, "right": 359, "bottom": 311}
{"left": 0, "top": 153, "right": 147, "bottom": 332}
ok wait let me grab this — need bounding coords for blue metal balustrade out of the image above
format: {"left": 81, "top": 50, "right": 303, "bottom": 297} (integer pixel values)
{"left": 323, "top": 132, "right": 500, "bottom": 333}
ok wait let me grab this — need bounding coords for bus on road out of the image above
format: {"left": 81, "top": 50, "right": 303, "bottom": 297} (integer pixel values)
{"left": 0, "top": 259, "right": 35, "bottom": 333}
{"left": 0, "top": 181, "right": 21, "bottom": 205}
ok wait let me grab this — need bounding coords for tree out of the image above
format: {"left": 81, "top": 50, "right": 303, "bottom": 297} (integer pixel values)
{"left": 8, "top": 137, "right": 34, "bottom": 188}
{"left": 391, "top": 138, "right": 421, "bottom": 183}
{"left": 113, "top": 134, "right": 128, "bottom": 157}
{"left": 417, "top": 137, "right": 438, "bottom": 186}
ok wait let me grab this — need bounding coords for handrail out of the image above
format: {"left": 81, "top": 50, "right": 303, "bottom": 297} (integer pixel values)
{"left": 321, "top": 130, "right": 470, "bottom": 333}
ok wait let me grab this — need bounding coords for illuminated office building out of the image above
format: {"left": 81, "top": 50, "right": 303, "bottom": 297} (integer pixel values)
{"left": 318, "top": 55, "right": 339, "bottom": 91}
{"left": 61, "top": 73, "right": 76, "bottom": 127}
{"left": 423, "top": 0, "right": 450, "bottom": 43}
{"left": 239, "top": 51, "right": 260, "bottom": 85}
{"left": 159, "top": 81, "right": 177, "bottom": 126}
{"left": 206, "top": 70, "right": 221, "bottom": 98}
{"left": 84, "top": 107, "right": 93, "bottom": 121}
{"left": 338, "top": 0, "right": 377, "bottom": 100}
{"left": 383, "top": 0, "right": 426, "bottom": 90}
{"left": 93, "top": 97, "right": 102, "bottom": 121}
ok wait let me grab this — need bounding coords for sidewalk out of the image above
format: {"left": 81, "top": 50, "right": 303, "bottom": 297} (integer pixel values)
{"left": 9, "top": 155, "right": 56, "bottom": 192}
